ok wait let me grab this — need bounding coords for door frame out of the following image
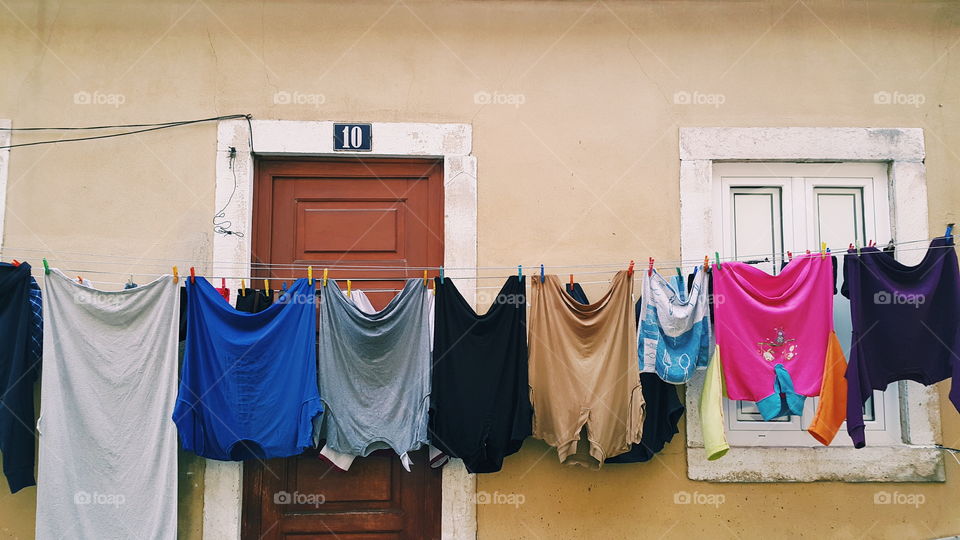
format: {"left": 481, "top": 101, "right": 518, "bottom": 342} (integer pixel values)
{"left": 209, "top": 119, "right": 477, "bottom": 540}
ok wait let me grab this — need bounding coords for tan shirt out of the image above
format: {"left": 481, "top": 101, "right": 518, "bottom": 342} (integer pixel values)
{"left": 528, "top": 271, "right": 644, "bottom": 468}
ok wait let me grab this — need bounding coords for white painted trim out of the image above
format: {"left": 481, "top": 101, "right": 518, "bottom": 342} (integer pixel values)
{"left": 209, "top": 120, "right": 477, "bottom": 539}
{"left": 0, "top": 119, "right": 10, "bottom": 250}
{"left": 679, "top": 127, "right": 943, "bottom": 483}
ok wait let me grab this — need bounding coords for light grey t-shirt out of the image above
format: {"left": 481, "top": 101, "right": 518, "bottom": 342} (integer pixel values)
{"left": 317, "top": 279, "right": 432, "bottom": 470}
{"left": 36, "top": 270, "right": 179, "bottom": 540}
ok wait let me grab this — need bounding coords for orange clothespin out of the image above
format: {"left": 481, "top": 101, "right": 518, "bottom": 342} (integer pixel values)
{"left": 76, "top": 275, "right": 83, "bottom": 284}
{"left": 569, "top": 274, "right": 575, "bottom": 288}
{"left": 190, "top": 267, "right": 196, "bottom": 284}
{"left": 172, "top": 266, "right": 179, "bottom": 283}
{"left": 308, "top": 266, "right": 313, "bottom": 285}
{"left": 647, "top": 257, "right": 654, "bottom": 277}
{"left": 323, "top": 269, "right": 328, "bottom": 287}
{"left": 347, "top": 280, "right": 351, "bottom": 295}
{"left": 423, "top": 270, "right": 428, "bottom": 287}
{"left": 240, "top": 279, "right": 246, "bottom": 296}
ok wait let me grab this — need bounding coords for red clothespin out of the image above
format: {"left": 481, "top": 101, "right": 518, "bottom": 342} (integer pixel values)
{"left": 787, "top": 251, "right": 793, "bottom": 261}
{"left": 627, "top": 260, "right": 635, "bottom": 277}
{"left": 868, "top": 239, "right": 875, "bottom": 247}
{"left": 805, "top": 249, "right": 811, "bottom": 255}
{"left": 221, "top": 278, "right": 226, "bottom": 289}
{"left": 849, "top": 243, "right": 854, "bottom": 251}
{"left": 190, "top": 267, "right": 196, "bottom": 284}
{"left": 11, "top": 259, "right": 20, "bottom": 267}
{"left": 647, "top": 257, "right": 654, "bottom": 276}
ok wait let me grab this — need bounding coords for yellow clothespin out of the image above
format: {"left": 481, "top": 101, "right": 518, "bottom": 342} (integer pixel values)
{"left": 240, "top": 279, "right": 246, "bottom": 296}
{"left": 308, "top": 266, "right": 313, "bottom": 285}
{"left": 347, "top": 279, "right": 351, "bottom": 295}
{"left": 423, "top": 270, "right": 428, "bottom": 287}
{"left": 323, "top": 268, "right": 328, "bottom": 287}
{"left": 172, "top": 266, "right": 179, "bottom": 283}
{"left": 820, "top": 242, "right": 827, "bottom": 259}
{"left": 265, "top": 279, "right": 270, "bottom": 294}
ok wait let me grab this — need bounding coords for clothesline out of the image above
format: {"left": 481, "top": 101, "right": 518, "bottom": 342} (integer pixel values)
{"left": 2, "top": 234, "right": 955, "bottom": 280}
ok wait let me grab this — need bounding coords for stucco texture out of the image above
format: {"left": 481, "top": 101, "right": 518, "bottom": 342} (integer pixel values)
{"left": 1, "top": 1, "right": 958, "bottom": 539}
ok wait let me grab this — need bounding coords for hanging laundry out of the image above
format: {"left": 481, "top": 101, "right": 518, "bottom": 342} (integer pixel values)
{"left": 429, "top": 276, "right": 531, "bottom": 473}
{"left": 36, "top": 270, "right": 179, "bottom": 539}
{"left": 607, "top": 295, "right": 685, "bottom": 464}
{"left": 0, "top": 262, "right": 39, "bottom": 493}
{"left": 565, "top": 282, "right": 589, "bottom": 304}
{"left": 702, "top": 255, "right": 848, "bottom": 456}
{"left": 174, "top": 277, "right": 320, "bottom": 460}
{"left": 344, "top": 288, "right": 376, "bottom": 314}
{"left": 234, "top": 287, "right": 275, "bottom": 314}
{"left": 638, "top": 268, "right": 711, "bottom": 384}
{"left": 842, "top": 236, "right": 960, "bottom": 448}
{"left": 316, "top": 279, "right": 432, "bottom": 471}
{"left": 528, "top": 271, "right": 644, "bottom": 469}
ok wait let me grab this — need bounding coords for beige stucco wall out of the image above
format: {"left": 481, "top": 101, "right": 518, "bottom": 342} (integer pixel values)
{"left": 1, "top": 1, "right": 958, "bottom": 538}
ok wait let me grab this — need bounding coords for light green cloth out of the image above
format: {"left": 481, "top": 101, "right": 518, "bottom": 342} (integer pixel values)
{"left": 699, "top": 345, "right": 730, "bottom": 460}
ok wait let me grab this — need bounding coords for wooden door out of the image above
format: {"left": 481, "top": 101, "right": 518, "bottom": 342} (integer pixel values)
{"left": 243, "top": 157, "right": 444, "bottom": 539}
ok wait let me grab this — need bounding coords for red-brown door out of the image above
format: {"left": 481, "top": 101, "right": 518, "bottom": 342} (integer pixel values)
{"left": 243, "top": 157, "right": 444, "bottom": 539}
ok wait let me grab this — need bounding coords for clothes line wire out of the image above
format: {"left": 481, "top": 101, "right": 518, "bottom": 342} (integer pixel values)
{"left": 0, "top": 114, "right": 252, "bottom": 150}
{"left": 6, "top": 233, "right": 955, "bottom": 278}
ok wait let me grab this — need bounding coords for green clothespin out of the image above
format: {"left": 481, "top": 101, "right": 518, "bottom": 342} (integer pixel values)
{"left": 714, "top": 252, "right": 721, "bottom": 270}
{"left": 42, "top": 258, "right": 49, "bottom": 275}
{"left": 675, "top": 267, "right": 682, "bottom": 279}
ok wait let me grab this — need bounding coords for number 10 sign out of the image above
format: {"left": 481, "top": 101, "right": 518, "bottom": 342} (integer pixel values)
{"left": 333, "top": 123, "right": 372, "bottom": 151}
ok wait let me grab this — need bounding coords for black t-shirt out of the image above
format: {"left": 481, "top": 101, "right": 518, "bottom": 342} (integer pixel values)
{"left": 429, "top": 276, "right": 532, "bottom": 473}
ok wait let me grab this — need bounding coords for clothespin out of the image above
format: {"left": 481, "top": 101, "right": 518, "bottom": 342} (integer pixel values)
{"left": 855, "top": 241, "right": 861, "bottom": 256}
{"left": 440, "top": 266, "right": 445, "bottom": 284}
{"left": 221, "top": 278, "right": 226, "bottom": 290}
{"left": 787, "top": 251, "right": 793, "bottom": 262}
{"left": 190, "top": 267, "right": 196, "bottom": 284}
{"left": 323, "top": 269, "right": 328, "bottom": 287}
{"left": 172, "top": 266, "right": 178, "bottom": 283}
{"left": 42, "top": 258, "right": 50, "bottom": 275}
{"left": 308, "top": 266, "right": 313, "bottom": 285}
{"left": 714, "top": 252, "right": 721, "bottom": 270}
{"left": 569, "top": 274, "right": 574, "bottom": 288}
{"left": 868, "top": 239, "right": 875, "bottom": 247}
{"left": 540, "top": 264, "right": 544, "bottom": 284}
{"left": 347, "top": 280, "right": 352, "bottom": 295}
{"left": 11, "top": 259, "right": 20, "bottom": 267}
{"left": 240, "top": 279, "right": 246, "bottom": 296}
{"left": 128, "top": 275, "right": 136, "bottom": 288}
{"left": 77, "top": 275, "right": 83, "bottom": 284}
{"left": 627, "top": 260, "right": 635, "bottom": 277}
{"left": 805, "top": 249, "right": 810, "bottom": 255}
{"left": 518, "top": 265, "right": 522, "bottom": 280}
{"left": 423, "top": 270, "right": 428, "bottom": 287}
{"left": 264, "top": 279, "right": 270, "bottom": 295}
{"left": 675, "top": 267, "right": 682, "bottom": 280}
{"left": 946, "top": 223, "right": 955, "bottom": 238}
{"left": 281, "top": 281, "right": 287, "bottom": 292}
{"left": 849, "top": 243, "right": 854, "bottom": 251}
{"left": 703, "top": 255, "right": 709, "bottom": 272}
{"left": 647, "top": 257, "right": 654, "bottom": 277}
{"left": 820, "top": 242, "right": 827, "bottom": 259}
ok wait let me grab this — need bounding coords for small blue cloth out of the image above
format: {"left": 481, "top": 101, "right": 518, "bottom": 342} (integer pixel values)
{"left": 755, "top": 363, "right": 806, "bottom": 420}
{"left": 174, "top": 277, "right": 321, "bottom": 460}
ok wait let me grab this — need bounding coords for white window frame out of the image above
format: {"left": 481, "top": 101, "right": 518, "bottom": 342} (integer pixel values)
{"left": 680, "top": 127, "right": 943, "bottom": 482}
{"left": 715, "top": 162, "right": 900, "bottom": 448}
{"left": 0, "top": 119, "right": 9, "bottom": 250}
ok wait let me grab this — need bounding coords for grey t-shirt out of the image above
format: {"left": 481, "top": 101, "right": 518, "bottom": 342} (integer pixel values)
{"left": 317, "top": 279, "right": 432, "bottom": 469}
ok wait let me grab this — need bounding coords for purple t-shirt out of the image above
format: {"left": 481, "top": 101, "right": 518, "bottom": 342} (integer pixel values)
{"left": 842, "top": 236, "right": 960, "bottom": 448}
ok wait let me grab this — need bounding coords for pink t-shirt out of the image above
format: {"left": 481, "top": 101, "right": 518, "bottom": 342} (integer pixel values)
{"left": 713, "top": 255, "right": 834, "bottom": 401}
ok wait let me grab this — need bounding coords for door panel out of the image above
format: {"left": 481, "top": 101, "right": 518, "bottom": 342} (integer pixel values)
{"left": 244, "top": 157, "right": 443, "bottom": 539}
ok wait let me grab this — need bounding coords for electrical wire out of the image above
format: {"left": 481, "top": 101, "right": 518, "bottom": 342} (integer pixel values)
{"left": 0, "top": 114, "right": 251, "bottom": 150}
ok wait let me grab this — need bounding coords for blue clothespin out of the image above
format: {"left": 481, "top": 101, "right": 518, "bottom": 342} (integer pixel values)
{"left": 518, "top": 265, "right": 522, "bottom": 280}
{"left": 540, "top": 264, "right": 545, "bottom": 283}
{"left": 714, "top": 252, "right": 721, "bottom": 270}
{"left": 439, "top": 266, "right": 444, "bottom": 284}
{"left": 281, "top": 281, "right": 288, "bottom": 292}
{"left": 946, "top": 223, "right": 955, "bottom": 238}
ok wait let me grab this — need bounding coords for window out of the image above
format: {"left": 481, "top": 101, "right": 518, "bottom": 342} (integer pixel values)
{"left": 715, "top": 162, "right": 901, "bottom": 447}
{"left": 679, "top": 127, "right": 942, "bottom": 482}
